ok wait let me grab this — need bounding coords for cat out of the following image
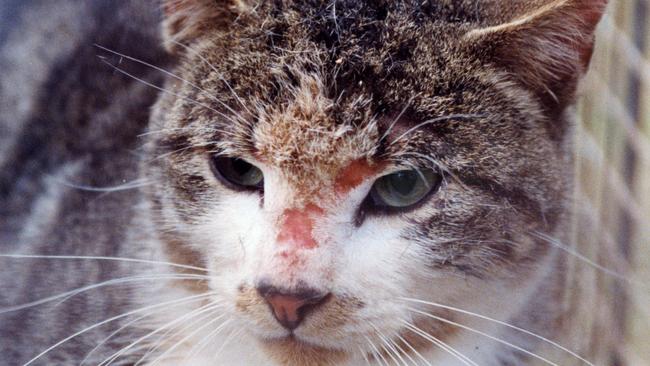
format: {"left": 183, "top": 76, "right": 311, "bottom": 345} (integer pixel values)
{"left": 0, "top": 0, "right": 615, "bottom": 365}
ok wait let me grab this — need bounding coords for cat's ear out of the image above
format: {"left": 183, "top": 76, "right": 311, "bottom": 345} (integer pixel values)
{"left": 465, "top": 0, "right": 607, "bottom": 111}
{"left": 162, "top": 0, "right": 251, "bottom": 53}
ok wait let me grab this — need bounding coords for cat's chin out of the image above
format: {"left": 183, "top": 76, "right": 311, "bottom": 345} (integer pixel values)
{"left": 262, "top": 334, "right": 329, "bottom": 349}
{"left": 259, "top": 335, "right": 349, "bottom": 364}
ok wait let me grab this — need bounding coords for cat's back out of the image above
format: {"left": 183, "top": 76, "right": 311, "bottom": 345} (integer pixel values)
{"left": 0, "top": 1, "right": 170, "bottom": 364}
{"left": 0, "top": 0, "right": 168, "bottom": 235}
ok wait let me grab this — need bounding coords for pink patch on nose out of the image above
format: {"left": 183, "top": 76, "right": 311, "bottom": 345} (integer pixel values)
{"left": 277, "top": 203, "right": 324, "bottom": 249}
{"left": 334, "top": 159, "right": 381, "bottom": 194}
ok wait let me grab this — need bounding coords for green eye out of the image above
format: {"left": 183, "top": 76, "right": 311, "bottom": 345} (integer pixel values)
{"left": 369, "top": 169, "right": 442, "bottom": 209}
{"left": 210, "top": 157, "right": 264, "bottom": 191}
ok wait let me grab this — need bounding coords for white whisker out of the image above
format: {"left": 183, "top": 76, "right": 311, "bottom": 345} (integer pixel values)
{"left": 386, "top": 335, "right": 418, "bottom": 366}
{"left": 358, "top": 345, "right": 374, "bottom": 366}
{"left": 97, "top": 58, "right": 242, "bottom": 128}
{"left": 365, "top": 334, "right": 391, "bottom": 366}
{"left": 189, "top": 322, "right": 238, "bottom": 361}
{"left": 132, "top": 302, "right": 225, "bottom": 365}
{"left": 94, "top": 44, "right": 252, "bottom": 129}
{"left": 533, "top": 231, "right": 629, "bottom": 282}
{"left": 370, "top": 323, "right": 408, "bottom": 366}
{"left": 0, "top": 254, "right": 211, "bottom": 273}
{"left": 46, "top": 176, "right": 154, "bottom": 193}
{"left": 402, "top": 321, "right": 477, "bottom": 366}
{"left": 146, "top": 312, "right": 229, "bottom": 366}
{"left": 102, "top": 301, "right": 223, "bottom": 366}
{"left": 400, "top": 296, "right": 595, "bottom": 366}
{"left": 21, "top": 292, "right": 216, "bottom": 366}
{"left": 406, "top": 307, "right": 559, "bottom": 366}
{"left": 170, "top": 40, "right": 253, "bottom": 117}
{"left": 79, "top": 294, "right": 211, "bottom": 365}
{"left": 389, "top": 114, "right": 486, "bottom": 148}
{"left": 0, "top": 273, "right": 210, "bottom": 315}
{"left": 380, "top": 100, "right": 413, "bottom": 142}
{"left": 394, "top": 332, "right": 433, "bottom": 366}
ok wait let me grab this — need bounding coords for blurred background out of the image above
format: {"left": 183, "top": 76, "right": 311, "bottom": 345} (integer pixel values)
{"left": 577, "top": 0, "right": 649, "bottom": 363}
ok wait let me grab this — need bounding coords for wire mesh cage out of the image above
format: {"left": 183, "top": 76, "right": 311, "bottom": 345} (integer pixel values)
{"left": 577, "top": 0, "right": 649, "bottom": 363}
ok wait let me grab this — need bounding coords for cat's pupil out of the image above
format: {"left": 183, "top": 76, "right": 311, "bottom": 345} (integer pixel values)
{"left": 389, "top": 171, "right": 418, "bottom": 196}
{"left": 232, "top": 159, "right": 253, "bottom": 176}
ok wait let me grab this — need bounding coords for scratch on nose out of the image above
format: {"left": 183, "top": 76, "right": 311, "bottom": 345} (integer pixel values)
{"left": 277, "top": 203, "right": 324, "bottom": 249}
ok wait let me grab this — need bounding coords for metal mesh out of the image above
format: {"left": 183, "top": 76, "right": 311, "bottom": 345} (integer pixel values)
{"left": 577, "top": 0, "right": 649, "bottom": 362}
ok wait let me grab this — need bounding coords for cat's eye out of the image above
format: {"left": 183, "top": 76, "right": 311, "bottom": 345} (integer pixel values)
{"left": 368, "top": 169, "right": 442, "bottom": 209}
{"left": 210, "top": 157, "right": 264, "bottom": 191}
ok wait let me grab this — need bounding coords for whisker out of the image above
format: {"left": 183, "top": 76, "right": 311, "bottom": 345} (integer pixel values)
{"left": 386, "top": 335, "right": 417, "bottom": 366}
{"left": 146, "top": 312, "right": 229, "bottom": 366}
{"left": 370, "top": 323, "right": 408, "bottom": 366}
{"left": 390, "top": 151, "right": 463, "bottom": 187}
{"left": 364, "top": 334, "right": 391, "bottom": 366}
{"left": 389, "top": 114, "right": 486, "bottom": 148}
{"left": 101, "top": 301, "right": 223, "bottom": 366}
{"left": 358, "top": 345, "right": 373, "bottom": 366}
{"left": 0, "top": 273, "right": 211, "bottom": 315}
{"left": 45, "top": 176, "right": 154, "bottom": 193}
{"left": 186, "top": 320, "right": 236, "bottom": 361}
{"left": 400, "top": 296, "right": 595, "bottom": 366}
{"left": 132, "top": 301, "right": 224, "bottom": 365}
{"left": 79, "top": 294, "right": 211, "bottom": 365}
{"left": 213, "top": 327, "right": 244, "bottom": 360}
{"left": 94, "top": 44, "right": 252, "bottom": 129}
{"left": 394, "top": 332, "right": 433, "bottom": 366}
{"left": 378, "top": 340, "right": 400, "bottom": 366}
{"left": 97, "top": 58, "right": 242, "bottom": 128}
{"left": 170, "top": 40, "right": 253, "bottom": 117}
{"left": 380, "top": 99, "right": 413, "bottom": 142}
{"left": 402, "top": 321, "right": 477, "bottom": 366}
{"left": 532, "top": 231, "right": 630, "bottom": 282}
{"left": 95, "top": 44, "right": 216, "bottom": 102}
{"left": 137, "top": 126, "right": 200, "bottom": 138}
{"left": 406, "top": 307, "right": 559, "bottom": 366}
{"left": 81, "top": 313, "right": 149, "bottom": 365}
{"left": 21, "top": 292, "right": 216, "bottom": 366}
{"left": 0, "top": 254, "right": 211, "bottom": 273}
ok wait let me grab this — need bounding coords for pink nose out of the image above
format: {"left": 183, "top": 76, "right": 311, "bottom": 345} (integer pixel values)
{"left": 258, "top": 285, "right": 330, "bottom": 330}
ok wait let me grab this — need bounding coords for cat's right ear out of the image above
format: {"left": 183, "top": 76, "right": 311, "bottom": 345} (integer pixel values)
{"left": 464, "top": 0, "right": 608, "bottom": 116}
{"left": 162, "top": 0, "right": 251, "bottom": 54}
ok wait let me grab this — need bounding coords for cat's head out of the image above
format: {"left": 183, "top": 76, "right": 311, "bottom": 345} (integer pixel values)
{"left": 144, "top": 0, "right": 606, "bottom": 363}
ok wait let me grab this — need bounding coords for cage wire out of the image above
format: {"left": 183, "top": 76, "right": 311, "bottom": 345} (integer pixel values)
{"left": 576, "top": 0, "right": 649, "bottom": 363}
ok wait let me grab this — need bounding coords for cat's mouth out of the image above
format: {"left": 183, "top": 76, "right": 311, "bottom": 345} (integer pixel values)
{"left": 259, "top": 335, "right": 348, "bottom": 364}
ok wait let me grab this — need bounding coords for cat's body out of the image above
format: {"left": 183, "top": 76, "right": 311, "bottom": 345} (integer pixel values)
{"left": 0, "top": 1, "right": 613, "bottom": 365}
{"left": 0, "top": 1, "right": 170, "bottom": 363}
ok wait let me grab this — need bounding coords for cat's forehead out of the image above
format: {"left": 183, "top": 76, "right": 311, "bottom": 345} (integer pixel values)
{"left": 250, "top": 75, "right": 382, "bottom": 195}
{"left": 188, "top": 5, "right": 461, "bottom": 180}
{"left": 171, "top": 1, "right": 543, "bottom": 194}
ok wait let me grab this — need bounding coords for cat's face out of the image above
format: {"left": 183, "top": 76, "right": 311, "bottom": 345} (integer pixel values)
{"left": 145, "top": 0, "right": 605, "bottom": 362}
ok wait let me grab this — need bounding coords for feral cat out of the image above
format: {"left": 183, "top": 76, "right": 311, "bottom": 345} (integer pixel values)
{"left": 0, "top": 0, "right": 614, "bottom": 365}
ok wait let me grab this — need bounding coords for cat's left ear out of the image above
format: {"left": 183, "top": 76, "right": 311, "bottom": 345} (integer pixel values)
{"left": 162, "top": 0, "right": 251, "bottom": 54}
{"left": 465, "top": 0, "right": 608, "bottom": 112}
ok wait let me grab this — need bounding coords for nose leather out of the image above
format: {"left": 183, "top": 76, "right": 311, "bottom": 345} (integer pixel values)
{"left": 257, "top": 285, "right": 330, "bottom": 330}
